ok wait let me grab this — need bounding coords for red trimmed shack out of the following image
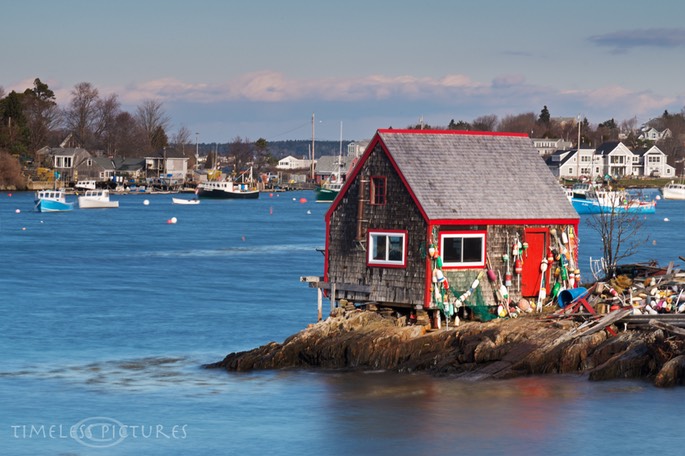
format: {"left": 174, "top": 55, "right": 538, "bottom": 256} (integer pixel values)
{"left": 321, "top": 129, "right": 580, "bottom": 324}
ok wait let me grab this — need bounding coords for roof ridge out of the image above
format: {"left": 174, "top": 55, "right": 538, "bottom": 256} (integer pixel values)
{"left": 377, "top": 128, "right": 529, "bottom": 138}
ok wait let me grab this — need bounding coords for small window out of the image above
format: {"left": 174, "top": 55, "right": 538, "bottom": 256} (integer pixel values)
{"left": 370, "top": 176, "right": 387, "bottom": 205}
{"left": 440, "top": 232, "right": 485, "bottom": 268}
{"left": 368, "top": 230, "right": 406, "bottom": 267}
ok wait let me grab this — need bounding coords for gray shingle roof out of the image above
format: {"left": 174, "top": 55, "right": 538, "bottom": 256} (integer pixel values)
{"left": 376, "top": 130, "right": 578, "bottom": 221}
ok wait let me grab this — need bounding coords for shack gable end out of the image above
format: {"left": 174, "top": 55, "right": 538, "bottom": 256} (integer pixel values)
{"left": 327, "top": 143, "right": 426, "bottom": 306}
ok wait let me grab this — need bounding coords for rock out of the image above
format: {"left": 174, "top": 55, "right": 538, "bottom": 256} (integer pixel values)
{"left": 204, "top": 308, "right": 685, "bottom": 386}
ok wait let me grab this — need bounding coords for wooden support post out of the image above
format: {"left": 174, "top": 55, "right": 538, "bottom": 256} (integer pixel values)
{"left": 331, "top": 284, "right": 337, "bottom": 311}
{"left": 317, "top": 288, "right": 323, "bottom": 322}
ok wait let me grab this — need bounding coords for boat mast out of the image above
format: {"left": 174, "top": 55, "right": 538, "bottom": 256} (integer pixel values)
{"left": 311, "top": 113, "right": 316, "bottom": 181}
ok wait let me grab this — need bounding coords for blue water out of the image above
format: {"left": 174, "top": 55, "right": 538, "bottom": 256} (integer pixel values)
{"left": 1, "top": 189, "right": 684, "bottom": 455}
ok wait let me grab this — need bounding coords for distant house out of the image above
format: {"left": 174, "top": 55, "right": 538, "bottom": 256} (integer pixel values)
{"left": 113, "top": 157, "right": 146, "bottom": 181}
{"left": 346, "top": 140, "right": 370, "bottom": 158}
{"left": 145, "top": 148, "right": 189, "bottom": 180}
{"left": 277, "top": 155, "right": 314, "bottom": 170}
{"left": 639, "top": 127, "right": 671, "bottom": 142}
{"left": 314, "top": 155, "right": 354, "bottom": 183}
{"left": 545, "top": 148, "right": 598, "bottom": 179}
{"left": 634, "top": 145, "right": 675, "bottom": 178}
{"left": 546, "top": 142, "right": 678, "bottom": 179}
{"left": 532, "top": 138, "right": 573, "bottom": 157}
{"left": 322, "top": 129, "right": 579, "bottom": 323}
{"left": 595, "top": 141, "right": 635, "bottom": 178}
{"left": 45, "top": 147, "right": 93, "bottom": 184}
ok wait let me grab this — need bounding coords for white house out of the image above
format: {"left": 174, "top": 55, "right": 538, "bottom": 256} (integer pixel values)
{"left": 277, "top": 155, "right": 314, "bottom": 170}
{"left": 595, "top": 142, "right": 635, "bottom": 178}
{"left": 639, "top": 127, "right": 671, "bottom": 142}
{"left": 635, "top": 145, "right": 676, "bottom": 178}
{"left": 545, "top": 148, "right": 598, "bottom": 179}
{"left": 532, "top": 138, "right": 573, "bottom": 157}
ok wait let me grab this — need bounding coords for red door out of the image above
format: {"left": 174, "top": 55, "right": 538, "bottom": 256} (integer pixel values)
{"left": 521, "top": 228, "right": 548, "bottom": 297}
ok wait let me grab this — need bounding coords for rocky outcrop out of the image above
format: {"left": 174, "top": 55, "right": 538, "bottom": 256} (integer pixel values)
{"left": 205, "top": 308, "right": 685, "bottom": 387}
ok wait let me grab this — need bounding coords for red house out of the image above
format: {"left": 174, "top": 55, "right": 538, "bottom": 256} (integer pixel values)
{"left": 321, "top": 129, "right": 580, "bottom": 324}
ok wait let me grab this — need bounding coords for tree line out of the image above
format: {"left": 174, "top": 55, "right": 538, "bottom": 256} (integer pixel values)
{"left": 2, "top": 79, "right": 685, "bottom": 189}
{"left": 408, "top": 105, "right": 685, "bottom": 159}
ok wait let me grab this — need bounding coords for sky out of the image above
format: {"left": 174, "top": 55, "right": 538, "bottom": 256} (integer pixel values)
{"left": 3, "top": 0, "right": 685, "bottom": 144}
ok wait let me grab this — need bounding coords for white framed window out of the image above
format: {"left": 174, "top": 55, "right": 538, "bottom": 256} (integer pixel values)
{"left": 440, "top": 231, "right": 486, "bottom": 268}
{"left": 368, "top": 230, "right": 407, "bottom": 267}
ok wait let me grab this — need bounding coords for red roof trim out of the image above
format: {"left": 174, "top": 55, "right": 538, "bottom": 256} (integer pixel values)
{"left": 377, "top": 128, "right": 530, "bottom": 138}
{"left": 430, "top": 218, "right": 580, "bottom": 225}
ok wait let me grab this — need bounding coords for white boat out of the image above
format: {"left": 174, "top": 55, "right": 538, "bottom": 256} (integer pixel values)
{"left": 662, "top": 180, "right": 685, "bottom": 200}
{"left": 75, "top": 180, "right": 97, "bottom": 191}
{"left": 35, "top": 189, "right": 74, "bottom": 212}
{"left": 78, "top": 189, "right": 119, "bottom": 209}
{"left": 172, "top": 197, "right": 200, "bottom": 205}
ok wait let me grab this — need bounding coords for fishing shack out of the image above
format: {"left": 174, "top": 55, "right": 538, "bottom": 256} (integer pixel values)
{"left": 315, "top": 129, "right": 579, "bottom": 326}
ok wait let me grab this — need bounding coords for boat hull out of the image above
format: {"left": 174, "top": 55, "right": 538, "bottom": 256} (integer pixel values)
{"left": 172, "top": 197, "right": 201, "bottom": 205}
{"left": 36, "top": 199, "right": 74, "bottom": 212}
{"left": 662, "top": 183, "right": 685, "bottom": 200}
{"left": 197, "top": 189, "right": 259, "bottom": 199}
{"left": 571, "top": 198, "right": 656, "bottom": 215}
{"left": 78, "top": 199, "right": 119, "bottom": 209}
{"left": 315, "top": 187, "right": 339, "bottom": 202}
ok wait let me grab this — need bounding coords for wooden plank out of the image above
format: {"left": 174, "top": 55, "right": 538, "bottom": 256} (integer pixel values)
{"left": 649, "top": 319, "right": 685, "bottom": 337}
{"left": 307, "top": 281, "right": 371, "bottom": 293}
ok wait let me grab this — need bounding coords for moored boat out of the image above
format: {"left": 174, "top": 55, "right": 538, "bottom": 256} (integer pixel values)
{"left": 662, "top": 180, "right": 685, "bottom": 200}
{"left": 571, "top": 189, "right": 656, "bottom": 214}
{"left": 172, "top": 197, "right": 200, "bottom": 205}
{"left": 197, "top": 181, "right": 259, "bottom": 199}
{"left": 78, "top": 189, "right": 119, "bottom": 209}
{"left": 314, "top": 179, "right": 343, "bottom": 203}
{"left": 35, "top": 190, "right": 74, "bottom": 212}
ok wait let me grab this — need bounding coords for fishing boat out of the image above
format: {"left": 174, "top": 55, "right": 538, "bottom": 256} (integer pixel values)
{"left": 662, "top": 180, "right": 685, "bottom": 200}
{"left": 34, "top": 189, "right": 74, "bottom": 212}
{"left": 78, "top": 189, "right": 119, "bottom": 209}
{"left": 172, "top": 197, "right": 200, "bottom": 205}
{"left": 315, "top": 175, "right": 344, "bottom": 203}
{"left": 197, "top": 165, "right": 260, "bottom": 200}
{"left": 197, "top": 181, "right": 259, "bottom": 199}
{"left": 571, "top": 188, "right": 656, "bottom": 214}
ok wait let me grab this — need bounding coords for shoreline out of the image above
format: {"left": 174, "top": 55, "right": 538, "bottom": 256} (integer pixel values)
{"left": 205, "top": 306, "right": 685, "bottom": 387}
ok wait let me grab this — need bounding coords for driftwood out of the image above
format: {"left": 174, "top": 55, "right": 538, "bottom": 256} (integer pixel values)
{"left": 649, "top": 319, "right": 685, "bottom": 337}
{"left": 567, "top": 308, "right": 632, "bottom": 340}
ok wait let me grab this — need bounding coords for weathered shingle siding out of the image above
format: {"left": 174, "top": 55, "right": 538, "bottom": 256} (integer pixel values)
{"left": 328, "top": 144, "right": 426, "bottom": 306}
{"left": 378, "top": 132, "right": 578, "bottom": 221}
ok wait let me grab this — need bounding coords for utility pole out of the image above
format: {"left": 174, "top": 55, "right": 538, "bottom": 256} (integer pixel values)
{"left": 577, "top": 114, "right": 581, "bottom": 180}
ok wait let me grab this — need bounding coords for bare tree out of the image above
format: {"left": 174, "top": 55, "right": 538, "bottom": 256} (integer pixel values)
{"left": 62, "top": 82, "right": 100, "bottom": 147}
{"left": 171, "top": 125, "right": 192, "bottom": 153}
{"left": 93, "top": 94, "right": 121, "bottom": 154}
{"left": 498, "top": 112, "right": 536, "bottom": 135}
{"left": 109, "top": 111, "right": 143, "bottom": 157}
{"left": 584, "top": 198, "right": 649, "bottom": 279}
{"left": 472, "top": 114, "right": 498, "bottom": 131}
{"left": 228, "top": 136, "right": 253, "bottom": 178}
{"left": 135, "top": 99, "right": 170, "bottom": 153}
